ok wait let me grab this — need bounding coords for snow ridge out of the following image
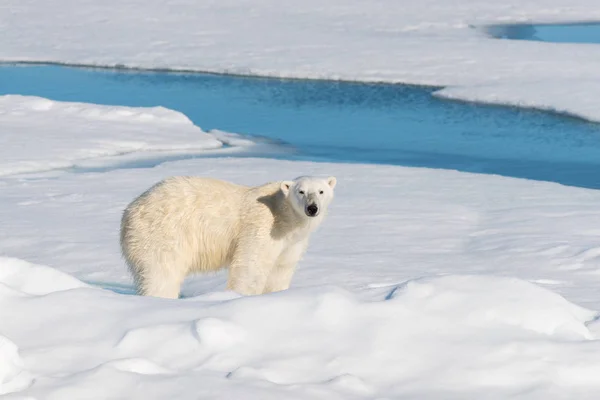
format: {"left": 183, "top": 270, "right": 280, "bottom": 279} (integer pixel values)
{"left": 1, "top": 257, "right": 600, "bottom": 399}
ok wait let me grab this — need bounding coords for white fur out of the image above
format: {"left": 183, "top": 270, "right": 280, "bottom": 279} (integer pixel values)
{"left": 120, "top": 175, "right": 336, "bottom": 298}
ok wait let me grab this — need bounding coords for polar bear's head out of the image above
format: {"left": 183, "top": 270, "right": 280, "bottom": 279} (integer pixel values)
{"left": 280, "top": 176, "right": 337, "bottom": 218}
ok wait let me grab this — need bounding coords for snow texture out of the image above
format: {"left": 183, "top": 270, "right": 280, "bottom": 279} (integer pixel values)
{"left": 3, "top": 1, "right": 600, "bottom": 397}
{"left": 1, "top": 256, "right": 600, "bottom": 399}
{"left": 0, "top": 333, "right": 32, "bottom": 395}
{"left": 4, "top": 115, "right": 600, "bottom": 396}
{"left": 3, "top": 0, "right": 600, "bottom": 121}
{"left": 435, "top": 80, "right": 600, "bottom": 122}
{"left": 5, "top": 152, "right": 600, "bottom": 310}
{"left": 0, "top": 95, "right": 251, "bottom": 176}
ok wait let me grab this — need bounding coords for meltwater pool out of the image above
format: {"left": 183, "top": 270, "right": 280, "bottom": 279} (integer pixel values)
{"left": 2, "top": 64, "right": 600, "bottom": 189}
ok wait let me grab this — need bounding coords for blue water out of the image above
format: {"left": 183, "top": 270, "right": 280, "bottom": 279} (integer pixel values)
{"left": 486, "top": 22, "right": 600, "bottom": 44}
{"left": 2, "top": 64, "right": 600, "bottom": 189}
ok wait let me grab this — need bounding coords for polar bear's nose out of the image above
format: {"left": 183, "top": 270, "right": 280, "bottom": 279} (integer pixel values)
{"left": 306, "top": 204, "right": 319, "bottom": 217}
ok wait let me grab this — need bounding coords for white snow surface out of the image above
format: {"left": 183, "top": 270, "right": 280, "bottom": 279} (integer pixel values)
{"left": 0, "top": 95, "right": 225, "bottom": 176}
{"left": 0, "top": 333, "right": 33, "bottom": 395}
{"left": 3, "top": 0, "right": 600, "bottom": 121}
{"left": 435, "top": 80, "right": 600, "bottom": 121}
{"left": 4, "top": 3, "right": 600, "bottom": 392}
{"left": 2, "top": 257, "right": 600, "bottom": 399}
{"left": 4, "top": 125, "right": 600, "bottom": 397}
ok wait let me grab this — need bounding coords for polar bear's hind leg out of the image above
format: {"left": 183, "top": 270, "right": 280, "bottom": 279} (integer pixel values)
{"left": 136, "top": 263, "right": 186, "bottom": 299}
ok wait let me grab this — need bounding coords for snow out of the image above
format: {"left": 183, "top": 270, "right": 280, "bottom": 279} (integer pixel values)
{"left": 435, "top": 80, "right": 600, "bottom": 122}
{"left": 4, "top": 115, "right": 600, "bottom": 396}
{"left": 0, "top": 95, "right": 262, "bottom": 176}
{"left": 4, "top": 0, "right": 600, "bottom": 397}
{"left": 3, "top": 1, "right": 600, "bottom": 121}
{"left": 0, "top": 334, "right": 32, "bottom": 395}
{"left": 5, "top": 151, "right": 600, "bottom": 308}
{"left": 2, "top": 256, "right": 600, "bottom": 399}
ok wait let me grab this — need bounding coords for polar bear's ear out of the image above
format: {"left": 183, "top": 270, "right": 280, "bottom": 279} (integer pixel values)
{"left": 327, "top": 176, "right": 337, "bottom": 189}
{"left": 280, "top": 180, "right": 294, "bottom": 195}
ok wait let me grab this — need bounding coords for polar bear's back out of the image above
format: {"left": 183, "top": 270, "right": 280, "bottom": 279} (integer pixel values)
{"left": 126, "top": 176, "right": 247, "bottom": 220}
{"left": 120, "top": 176, "right": 251, "bottom": 275}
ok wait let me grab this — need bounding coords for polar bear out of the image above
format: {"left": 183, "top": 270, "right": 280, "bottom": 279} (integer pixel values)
{"left": 120, "top": 175, "right": 337, "bottom": 299}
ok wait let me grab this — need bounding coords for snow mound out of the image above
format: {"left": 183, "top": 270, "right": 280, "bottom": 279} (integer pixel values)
{"left": 0, "top": 95, "right": 190, "bottom": 124}
{"left": 388, "top": 275, "right": 598, "bottom": 340}
{"left": 0, "top": 256, "right": 87, "bottom": 295}
{"left": 0, "top": 335, "right": 32, "bottom": 395}
{"left": 1, "top": 258, "right": 600, "bottom": 398}
{"left": 0, "top": 95, "right": 225, "bottom": 176}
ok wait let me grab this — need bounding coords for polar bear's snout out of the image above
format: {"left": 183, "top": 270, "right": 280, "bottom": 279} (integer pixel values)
{"left": 306, "top": 203, "right": 319, "bottom": 217}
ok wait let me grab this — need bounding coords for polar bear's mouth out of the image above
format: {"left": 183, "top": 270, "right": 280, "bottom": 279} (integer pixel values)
{"left": 305, "top": 204, "right": 319, "bottom": 217}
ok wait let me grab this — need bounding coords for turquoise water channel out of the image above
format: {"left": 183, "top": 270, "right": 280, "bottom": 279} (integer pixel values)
{"left": 486, "top": 22, "right": 600, "bottom": 44}
{"left": 2, "top": 64, "right": 600, "bottom": 189}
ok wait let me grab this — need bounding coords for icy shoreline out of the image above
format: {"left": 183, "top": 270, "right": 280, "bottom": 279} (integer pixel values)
{"left": 3, "top": 0, "right": 600, "bottom": 121}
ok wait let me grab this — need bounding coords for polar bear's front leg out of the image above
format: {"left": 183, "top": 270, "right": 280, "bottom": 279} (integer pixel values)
{"left": 264, "top": 241, "right": 308, "bottom": 293}
{"left": 263, "top": 263, "right": 297, "bottom": 293}
{"left": 227, "top": 237, "right": 277, "bottom": 296}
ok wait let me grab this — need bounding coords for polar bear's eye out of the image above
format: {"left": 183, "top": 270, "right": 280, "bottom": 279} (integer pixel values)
{"left": 299, "top": 190, "right": 305, "bottom": 195}
{"left": 319, "top": 190, "right": 324, "bottom": 194}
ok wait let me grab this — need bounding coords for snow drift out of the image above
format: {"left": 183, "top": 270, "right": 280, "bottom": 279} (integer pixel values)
{"left": 0, "top": 334, "right": 32, "bottom": 395}
{"left": 0, "top": 95, "right": 270, "bottom": 176}
{"left": 1, "top": 256, "right": 599, "bottom": 399}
